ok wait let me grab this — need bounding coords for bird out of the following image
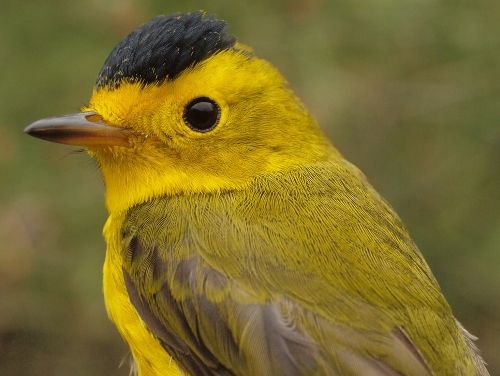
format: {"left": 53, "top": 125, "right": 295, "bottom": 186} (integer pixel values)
{"left": 25, "top": 11, "right": 489, "bottom": 376}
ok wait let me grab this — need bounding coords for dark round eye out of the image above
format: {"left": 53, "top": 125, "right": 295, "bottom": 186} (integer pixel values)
{"left": 183, "top": 97, "right": 220, "bottom": 132}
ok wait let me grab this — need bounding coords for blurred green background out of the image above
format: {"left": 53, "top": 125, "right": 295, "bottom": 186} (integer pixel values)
{"left": 1, "top": 0, "right": 499, "bottom": 374}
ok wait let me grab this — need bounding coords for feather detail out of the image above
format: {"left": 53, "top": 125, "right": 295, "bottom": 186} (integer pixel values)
{"left": 455, "top": 320, "right": 490, "bottom": 376}
{"left": 115, "top": 161, "right": 484, "bottom": 375}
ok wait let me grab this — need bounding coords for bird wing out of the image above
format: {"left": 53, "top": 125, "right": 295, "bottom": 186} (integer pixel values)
{"left": 122, "top": 249, "right": 432, "bottom": 376}
{"left": 119, "top": 161, "right": 465, "bottom": 375}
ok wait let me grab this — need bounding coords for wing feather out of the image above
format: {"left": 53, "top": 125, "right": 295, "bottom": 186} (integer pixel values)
{"left": 119, "top": 162, "right": 484, "bottom": 375}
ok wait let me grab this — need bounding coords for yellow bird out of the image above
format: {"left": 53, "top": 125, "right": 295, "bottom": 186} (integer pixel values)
{"left": 26, "top": 12, "right": 489, "bottom": 376}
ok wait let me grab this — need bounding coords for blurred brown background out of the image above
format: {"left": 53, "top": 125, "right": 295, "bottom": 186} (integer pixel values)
{"left": 1, "top": 0, "right": 499, "bottom": 374}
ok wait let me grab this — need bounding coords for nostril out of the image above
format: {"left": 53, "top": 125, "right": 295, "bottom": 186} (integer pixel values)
{"left": 84, "top": 112, "right": 105, "bottom": 124}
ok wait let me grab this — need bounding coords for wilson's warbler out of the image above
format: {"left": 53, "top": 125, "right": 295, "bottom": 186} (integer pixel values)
{"left": 25, "top": 12, "right": 489, "bottom": 376}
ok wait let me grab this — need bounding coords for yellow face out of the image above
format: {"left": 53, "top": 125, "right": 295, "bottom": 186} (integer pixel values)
{"left": 83, "top": 47, "right": 333, "bottom": 212}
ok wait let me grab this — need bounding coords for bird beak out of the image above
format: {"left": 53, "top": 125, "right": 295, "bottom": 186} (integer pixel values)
{"left": 24, "top": 111, "right": 130, "bottom": 147}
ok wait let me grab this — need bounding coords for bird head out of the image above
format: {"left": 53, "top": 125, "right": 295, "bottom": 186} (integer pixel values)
{"left": 25, "top": 12, "right": 334, "bottom": 213}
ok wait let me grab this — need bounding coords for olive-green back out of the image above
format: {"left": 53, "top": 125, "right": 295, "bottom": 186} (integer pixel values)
{"left": 120, "top": 159, "right": 481, "bottom": 375}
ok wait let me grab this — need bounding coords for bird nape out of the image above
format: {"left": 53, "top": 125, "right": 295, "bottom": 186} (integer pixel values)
{"left": 25, "top": 11, "right": 489, "bottom": 376}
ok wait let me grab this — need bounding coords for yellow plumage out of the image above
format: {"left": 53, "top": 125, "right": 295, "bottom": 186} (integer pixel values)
{"left": 25, "top": 12, "right": 488, "bottom": 376}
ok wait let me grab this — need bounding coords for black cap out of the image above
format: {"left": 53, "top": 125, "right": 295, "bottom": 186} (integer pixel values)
{"left": 95, "top": 12, "right": 237, "bottom": 90}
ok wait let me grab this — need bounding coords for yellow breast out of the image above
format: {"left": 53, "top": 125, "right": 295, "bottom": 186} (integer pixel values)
{"left": 102, "top": 214, "right": 182, "bottom": 376}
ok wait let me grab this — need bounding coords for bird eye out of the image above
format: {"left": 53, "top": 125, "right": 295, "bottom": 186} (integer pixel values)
{"left": 183, "top": 97, "right": 220, "bottom": 132}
